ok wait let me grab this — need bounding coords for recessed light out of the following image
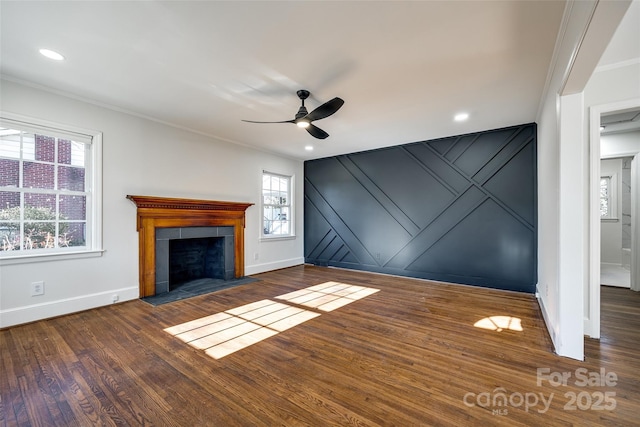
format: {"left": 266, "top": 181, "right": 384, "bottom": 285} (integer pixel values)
{"left": 454, "top": 112, "right": 469, "bottom": 122}
{"left": 39, "top": 49, "right": 65, "bottom": 61}
{"left": 305, "top": 145, "right": 314, "bottom": 151}
{"left": 600, "top": 126, "right": 606, "bottom": 132}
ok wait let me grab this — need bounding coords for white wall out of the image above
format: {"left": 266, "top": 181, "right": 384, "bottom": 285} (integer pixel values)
{"left": 536, "top": 0, "right": 597, "bottom": 361}
{"left": 0, "top": 79, "right": 304, "bottom": 328}
{"left": 536, "top": 0, "right": 632, "bottom": 360}
{"left": 600, "top": 158, "right": 623, "bottom": 264}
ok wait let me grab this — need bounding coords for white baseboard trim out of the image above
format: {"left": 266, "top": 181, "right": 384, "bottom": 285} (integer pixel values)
{"left": 0, "top": 286, "right": 139, "bottom": 329}
{"left": 245, "top": 257, "right": 304, "bottom": 276}
{"left": 584, "top": 316, "right": 593, "bottom": 337}
{"left": 536, "top": 290, "right": 558, "bottom": 354}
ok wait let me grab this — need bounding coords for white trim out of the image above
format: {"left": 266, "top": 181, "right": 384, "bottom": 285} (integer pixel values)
{"left": 261, "top": 170, "right": 295, "bottom": 239}
{"left": 0, "top": 112, "right": 103, "bottom": 260}
{"left": 0, "top": 249, "right": 104, "bottom": 266}
{"left": 0, "top": 286, "right": 138, "bottom": 329}
{"left": 537, "top": 290, "right": 557, "bottom": 353}
{"left": 244, "top": 257, "right": 304, "bottom": 276}
{"left": 0, "top": 111, "right": 97, "bottom": 144}
{"left": 536, "top": 0, "right": 573, "bottom": 121}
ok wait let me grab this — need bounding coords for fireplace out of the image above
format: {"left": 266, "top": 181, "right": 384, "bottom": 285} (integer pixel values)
{"left": 156, "top": 226, "right": 234, "bottom": 293}
{"left": 127, "top": 195, "right": 253, "bottom": 297}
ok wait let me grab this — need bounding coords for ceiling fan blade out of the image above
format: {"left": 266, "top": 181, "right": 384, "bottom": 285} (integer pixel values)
{"left": 306, "top": 124, "right": 329, "bottom": 139}
{"left": 305, "top": 97, "right": 344, "bottom": 122}
{"left": 241, "top": 119, "right": 295, "bottom": 124}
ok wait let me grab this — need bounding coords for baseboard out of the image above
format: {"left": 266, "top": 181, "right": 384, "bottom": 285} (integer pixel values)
{"left": 584, "top": 316, "right": 593, "bottom": 337}
{"left": 245, "top": 257, "right": 304, "bottom": 276}
{"left": 536, "top": 289, "right": 558, "bottom": 353}
{"left": 0, "top": 286, "right": 139, "bottom": 329}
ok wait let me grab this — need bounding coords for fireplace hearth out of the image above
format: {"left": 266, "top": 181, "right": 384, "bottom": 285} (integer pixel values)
{"left": 127, "top": 195, "right": 253, "bottom": 297}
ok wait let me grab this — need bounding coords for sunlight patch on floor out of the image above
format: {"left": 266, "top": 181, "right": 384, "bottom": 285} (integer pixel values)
{"left": 474, "top": 316, "right": 523, "bottom": 332}
{"left": 275, "top": 281, "right": 380, "bottom": 312}
{"left": 165, "top": 299, "right": 320, "bottom": 359}
{"left": 164, "top": 281, "right": 379, "bottom": 359}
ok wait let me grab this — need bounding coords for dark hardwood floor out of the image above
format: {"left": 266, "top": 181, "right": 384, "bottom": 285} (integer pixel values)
{"left": 1, "top": 265, "right": 639, "bottom": 426}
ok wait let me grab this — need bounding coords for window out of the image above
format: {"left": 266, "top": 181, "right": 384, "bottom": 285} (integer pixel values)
{"left": 262, "top": 171, "right": 293, "bottom": 238}
{"left": 0, "top": 114, "right": 102, "bottom": 260}
{"left": 600, "top": 174, "right": 618, "bottom": 220}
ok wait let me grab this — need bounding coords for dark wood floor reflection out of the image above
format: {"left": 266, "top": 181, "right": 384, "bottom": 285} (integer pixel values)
{"left": 1, "top": 265, "right": 638, "bottom": 426}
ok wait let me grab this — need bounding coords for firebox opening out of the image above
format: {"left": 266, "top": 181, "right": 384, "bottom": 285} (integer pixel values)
{"left": 169, "top": 237, "right": 224, "bottom": 291}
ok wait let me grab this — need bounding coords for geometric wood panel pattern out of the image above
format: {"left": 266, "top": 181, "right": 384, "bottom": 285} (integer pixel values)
{"left": 304, "top": 123, "right": 537, "bottom": 293}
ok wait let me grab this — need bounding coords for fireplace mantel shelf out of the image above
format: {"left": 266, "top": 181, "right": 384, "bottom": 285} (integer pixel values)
{"left": 127, "top": 195, "right": 254, "bottom": 297}
{"left": 127, "top": 195, "right": 253, "bottom": 212}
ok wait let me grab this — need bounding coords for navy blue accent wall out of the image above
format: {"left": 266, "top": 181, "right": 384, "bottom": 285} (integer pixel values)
{"left": 304, "top": 123, "right": 537, "bottom": 293}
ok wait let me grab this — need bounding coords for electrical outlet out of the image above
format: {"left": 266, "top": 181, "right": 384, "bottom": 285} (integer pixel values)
{"left": 111, "top": 294, "right": 119, "bottom": 303}
{"left": 254, "top": 252, "right": 259, "bottom": 261}
{"left": 31, "top": 281, "right": 45, "bottom": 296}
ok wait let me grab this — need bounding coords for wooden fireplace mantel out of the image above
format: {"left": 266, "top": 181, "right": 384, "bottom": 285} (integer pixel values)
{"left": 127, "top": 195, "right": 253, "bottom": 297}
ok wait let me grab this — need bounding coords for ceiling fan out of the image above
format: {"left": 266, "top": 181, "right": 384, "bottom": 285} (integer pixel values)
{"left": 242, "top": 90, "right": 344, "bottom": 139}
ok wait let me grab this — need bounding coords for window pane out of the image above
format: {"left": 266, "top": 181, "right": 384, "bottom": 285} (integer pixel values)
{"left": 60, "top": 222, "right": 85, "bottom": 247}
{"left": 35, "top": 134, "right": 55, "bottom": 162}
{"left": 600, "top": 177, "right": 610, "bottom": 217}
{"left": 0, "top": 192, "right": 20, "bottom": 217}
{"left": 0, "top": 222, "right": 20, "bottom": 251}
{"left": 57, "top": 139, "right": 72, "bottom": 164}
{"left": 0, "top": 129, "right": 21, "bottom": 159}
{"left": 279, "top": 207, "right": 290, "bottom": 220}
{"left": 264, "top": 206, "right": 274, "bottom": 220}
{"left": 70, "top": 141, "right": 85, "bottom": 167}
{"left": 60, "top": 195, "right": 86, "bottom": 220}
{"left": 58, "top": 165, "right": 85, "bottom": 191}
{"left": 24, "top": 193, "right": 56, "bottom": 219}
{"left": 263, "top": 190, "right": 275, "bottom": 205}
{"left": 22, "top": 134, "right": 35, "bottom": 160}
{"left": 0, "top": 158, "right": 19, "bottom": 186}
{"left": 279, "top": 177, "right": 288, "bottom": 192}
{"left": 23, "top": 162, "right": 55, "bottom": 189}
{"left": 24, "top": 221, "right": 56, "bottom": 249}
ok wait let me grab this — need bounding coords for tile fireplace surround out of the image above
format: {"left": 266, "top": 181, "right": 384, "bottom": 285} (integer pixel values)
{"left": 127, "top": 195, "right": 253, "bottom": 297}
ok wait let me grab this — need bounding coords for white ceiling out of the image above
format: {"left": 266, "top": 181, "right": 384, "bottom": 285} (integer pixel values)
{"left": 0, "top": 1, "right": 635, "bottom": 160}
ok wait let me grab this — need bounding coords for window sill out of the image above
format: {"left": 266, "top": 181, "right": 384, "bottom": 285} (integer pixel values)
{"left": 0, "top": 249, "right": 105, "bottom": 266}
{"left": 260, "top": 235, "right": 297, "bottom": 242}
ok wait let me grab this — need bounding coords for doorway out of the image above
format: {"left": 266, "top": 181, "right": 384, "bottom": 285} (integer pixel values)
{"left": 589, "top": 100, "right": 640, "bottom": 339}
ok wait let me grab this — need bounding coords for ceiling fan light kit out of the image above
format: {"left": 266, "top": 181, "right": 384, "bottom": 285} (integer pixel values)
{"left": 242, "top": 89, "right": 344, "bottom": 139}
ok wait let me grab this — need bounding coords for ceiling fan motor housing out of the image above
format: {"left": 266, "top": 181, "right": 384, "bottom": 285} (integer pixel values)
{"left": 295, "top": 90, "right": 310, "bottom": 119}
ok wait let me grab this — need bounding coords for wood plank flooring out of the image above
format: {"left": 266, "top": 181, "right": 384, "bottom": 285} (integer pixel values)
{"left": 1, "top": 265, "right": 639, "bottom": 426}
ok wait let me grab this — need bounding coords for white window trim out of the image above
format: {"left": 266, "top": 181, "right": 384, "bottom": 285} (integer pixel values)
{"left": 261, "top": 170, "right": 295, "bottom": 240}
{"left": 0, "top": 112, "right": 103, "bottom": 264}
{"left": 600, "top": 173, "right": 618, "bottom": 221}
